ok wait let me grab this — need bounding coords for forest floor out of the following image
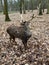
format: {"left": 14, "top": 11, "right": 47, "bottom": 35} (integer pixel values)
{"left": 0, "top": 10, "right": 49, "bottom": 65}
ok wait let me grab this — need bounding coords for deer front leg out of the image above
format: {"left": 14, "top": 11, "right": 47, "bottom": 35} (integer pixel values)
{"left": 9, "top": 36, "right": 12, "bottom": 42}
{"left": 22, "top": 40, "right": 27, "bottom": 50}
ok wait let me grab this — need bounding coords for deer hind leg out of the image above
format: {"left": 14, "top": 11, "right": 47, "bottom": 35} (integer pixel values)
{"left": 12, "top": 37, "right": 17, "bottom": 45}
{"left": 8, "top": 36, "right": 13, "bottom": 47}
{"left": 9, "top": 36, "right": 15, "bottom": 42}
{"left": 24, "top": 43, "right": 27, "bottom": 50}
{"left": 13, "top": 37, "right": 15, "bottom": 42}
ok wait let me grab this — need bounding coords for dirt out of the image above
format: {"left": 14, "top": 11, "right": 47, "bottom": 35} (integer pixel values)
{"left": 0, "top": 10, "right": 49, "bottom": 65}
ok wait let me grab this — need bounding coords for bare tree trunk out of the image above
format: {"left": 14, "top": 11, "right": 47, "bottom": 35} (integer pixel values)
{"left": 23, "top": 0, "right": 26, "bottom": 14}
{"left": 0, "top": 0, "right": 3, "bottom": 12}
{"left": 20, "top": 0, "right": 26, "bottom": 14}
{"left": 47, "top": 0, "right": 49, "bottom": 14}
{"left": 30, "top": 0, "right": 33, "bottom": 11}
{"left": 4, "top": 0, "right": 11, "bottom": 21}
{"left": 20, "top": 0, "right": 22, "bottom": 14}
{"left": 27, "top": 1, "right": 30, "bottom": 12}
{"left": 39, "top": 3, "right": 42, "bottom": 15}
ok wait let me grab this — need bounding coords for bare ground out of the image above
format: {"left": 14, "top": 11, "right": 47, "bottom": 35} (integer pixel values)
{"left": 0, "top": 10, "right": 49, "bottom": 65}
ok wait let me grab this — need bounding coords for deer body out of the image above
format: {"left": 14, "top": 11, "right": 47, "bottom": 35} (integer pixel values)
{"left": 7, "top": 21, "right": 32, "bottom": 49}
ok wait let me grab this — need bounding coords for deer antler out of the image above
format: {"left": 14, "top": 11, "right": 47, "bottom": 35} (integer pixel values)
{"left": 27, "top": 14, "right": 34, "bottom": 22}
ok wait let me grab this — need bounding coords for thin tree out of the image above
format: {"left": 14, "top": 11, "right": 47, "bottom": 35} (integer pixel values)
{"left": 27, "top": 0, "right": 30, "bottom": 12}
{"left": 0, "top": 0, "right": 3, "bottom": 12}
{"left": 9, "top": 0, "right": 13, "bottom": 11}
{"left": 19, "top": 0, "right": 22, "bottom": 14}
{"left": 4, "top": 0, "right": 11, "bottom": 21}
{"left": 42, "top": 0, "right": 45, "bottom": 12}
{"left": 19, "top": 0, "right": 26, "bottom": 14}
{"left": 39, "top": 3, "right": 42, "bottom": 15}
{"left": 38, "top": 0, "right": 42, "bottom": 15}
{"left": 23, "top": 0, "right": 26, "bottom": 14}
{"left": 47, "top": 0, "right": 49, "bottom": 14}
{"left": 30, "top": 0, "right": 33, "bottom": 11}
